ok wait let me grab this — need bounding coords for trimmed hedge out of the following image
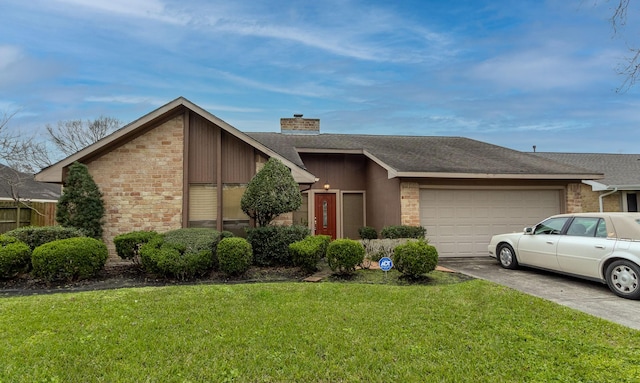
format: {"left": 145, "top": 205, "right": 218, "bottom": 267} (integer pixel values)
{"left": 326, "top": 239, "right": 365, "bottom": 275}
{"left": 31, "top": 237, "right": 108, "bottom": 282}
{"left": 246, "top": 225, "right": 310, "bottom": 266}
{"left": 114, "top": 230, "right": 161, "bottom": 264}
{"left": 139, "top": 228, "right": 224, "bottom": 280}
{"left": 0, "top": 235, "right": 32, "bottom": 278}
{"left": 217, "top": 237, "right": 253, "bottom": 276}
{"left": 358, "top": 226, "right": 378, "bottom": 240}
{"left": 4, "top": 225, "right": 84, "bottom": 250}
{"left": 289, "top": 235, "right": 331, "bottom": 273}
{"left": 393, "top": 240, "right": 438, "bottom": 277}
{"left": 380, "top": 225, "right": 426, "bottom": 239}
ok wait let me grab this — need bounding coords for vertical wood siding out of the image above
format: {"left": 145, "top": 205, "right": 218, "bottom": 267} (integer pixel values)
{"left": 188, "top": 112, "right": 218, "bottom": 183}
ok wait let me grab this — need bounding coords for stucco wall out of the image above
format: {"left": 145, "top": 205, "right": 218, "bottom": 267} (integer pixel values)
{"left": 88, "top": 115, "right": 185, "bottom": 259}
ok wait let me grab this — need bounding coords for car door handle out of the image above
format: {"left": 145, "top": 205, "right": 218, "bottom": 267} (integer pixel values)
{"left": 546, "top": 241, "right": 554, "bottom": 245}
{"left": 595, "top": 245, "right": 605, "bottom": 249}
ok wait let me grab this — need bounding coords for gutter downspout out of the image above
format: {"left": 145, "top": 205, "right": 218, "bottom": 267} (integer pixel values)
{"left": 599, "top": 187, "right": 618, "bottom": 212}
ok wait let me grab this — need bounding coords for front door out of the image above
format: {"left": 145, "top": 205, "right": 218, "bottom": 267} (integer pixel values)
{"left": 314, "top": 193, "right": 336, "bottom": 239}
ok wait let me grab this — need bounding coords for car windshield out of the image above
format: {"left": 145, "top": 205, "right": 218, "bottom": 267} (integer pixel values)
{"left": 534, "top": 217, "right": 570, "bottom": 235}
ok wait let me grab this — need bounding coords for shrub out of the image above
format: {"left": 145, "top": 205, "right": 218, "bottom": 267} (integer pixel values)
{"left": 393, "top": 240, "right": 438, "bottom": 277}
{"left": 358, "top": 226, "right": 378, "bottom": 240}
{"left": 217, "top": 238, "right": 253, "bottom": 276}
{"left": 113, "top": 230, "right": 161, "bottom": 264}
{"left": 56, "top": 162, "right": 105, "bottom": 239}
{"left": 4, "top": 225, "right": 84, "bottom": 250}
{"left": 289, "top": 235, "right": 331, "bottom": 273}
{"left": 326, "top": 239, "right": 365, "bottom": 275}
{"left": 31, "top": 237, "right": 108, "bottom": 282}
{"left": 0, "top": 235, "right": 32, "bottom": 278}
{"left": 139, "top": 229, "right": 222, "bottom": 280}
{"left": 380, "top": 225, "right": 426, "bottom": 239}
{"left": 246, "top": 225, "right": 310, "bottom": 266}
{"left": 241, "top": 158, "right": 302, "bottom": 226}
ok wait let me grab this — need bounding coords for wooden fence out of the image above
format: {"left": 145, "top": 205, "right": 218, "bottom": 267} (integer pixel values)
{"left": 0, "top": 201, "right": 57, "bottom": 234}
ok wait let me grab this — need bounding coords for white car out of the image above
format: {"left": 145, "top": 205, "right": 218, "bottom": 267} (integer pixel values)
{"left": 488, "top": 212, "right": 640, "bottom": 299}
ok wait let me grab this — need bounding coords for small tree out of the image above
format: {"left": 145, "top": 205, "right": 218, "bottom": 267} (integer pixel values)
{"left": 241, "top": 158, "right": 302, "bottom": 226}
{"left": 56, "top": 162, "right": 105, "bottom": 239}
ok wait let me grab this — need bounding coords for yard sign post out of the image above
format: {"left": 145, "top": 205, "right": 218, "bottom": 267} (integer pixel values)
{"left": 379, "top": 256, "right": 393, "bottom": 280}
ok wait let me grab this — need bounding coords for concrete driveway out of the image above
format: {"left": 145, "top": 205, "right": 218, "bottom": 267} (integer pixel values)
{"left": 438, "top": 257, "right": 640, "bottom": 331}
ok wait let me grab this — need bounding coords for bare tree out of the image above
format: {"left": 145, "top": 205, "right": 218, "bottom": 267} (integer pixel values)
{"left": 46, "top": 116, "right": 121, "bottom": 157}
{"left": 608, "top": 0, "right": 639, "bottom": 92}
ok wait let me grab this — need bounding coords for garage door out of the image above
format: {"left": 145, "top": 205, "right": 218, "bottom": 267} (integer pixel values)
{"left": 420, "top": 189, "right": 561, "bottom": 257}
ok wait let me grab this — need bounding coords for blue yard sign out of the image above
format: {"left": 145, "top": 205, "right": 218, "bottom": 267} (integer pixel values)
{"left": 379, "top": 257, "right": 393, "bottom": 271}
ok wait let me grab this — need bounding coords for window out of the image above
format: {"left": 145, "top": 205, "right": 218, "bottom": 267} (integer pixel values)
{"left": 222, "top": 184, "right": 249, "bottom": 236}
{"left": 292, "top": 193, "right": 309, "bottom": 226}
{"left": 626, "top": 192, "right": 638, "bottom": 212}
{"left": 188, "top": 184, "right": 217, "bottom": 228}
{"left": 534, "top": 217, "right": 569, "bottom": 235}
{"left": 566, "top": 217, "right": 601, "bottom": 237}
{"left": 342, "top": 192, "right": 364, "bottom": 239}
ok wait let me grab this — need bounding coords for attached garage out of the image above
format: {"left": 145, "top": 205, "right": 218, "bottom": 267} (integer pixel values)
{"left": 420, "top": 188, "right": 562, "bottom": 257}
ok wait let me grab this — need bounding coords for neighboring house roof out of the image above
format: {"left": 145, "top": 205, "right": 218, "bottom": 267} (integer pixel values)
{"left": 247, "top": 133, "right": 603, "bottom": 180}
{"left": 0, "top": 164, "right": 61, "bottom": 202}
{"left": 533, "top": 153, "right": 640, "bottom": 191}
{"left": 35, "top": 97, "right": 317, "bottom": 184}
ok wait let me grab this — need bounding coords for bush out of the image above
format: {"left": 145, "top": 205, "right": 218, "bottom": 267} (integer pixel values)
{"left": 217, "top": 238, "right": 253, "bottom": 276}
{"left": 393, "top": 240, "right": 438, "bottom": 277}
{"left": 380, "top": 225, "right": 426, "bottom": 239}
{"left": 31, "top": 237, "right": 108, "bottom": 282}
{"left": 56, "top": 162, "right": 105, "bottom": 239}
{"left": 4, "top": 225, "right": 84, "bottom": 250}
{"left": 114, "top": 231, "right": 161, "bottom": 264}
{"left": 289, "top": 235, "right": 331, "bottom": 273}
{"left": 358, "top": 226, "right": 378, "bottom": 240}
{"left": 0, "top": 235, "right": 32, "bottom": 278}
{"left": 246, "top": 225, "right": 310, "bottom": 266}
{"left": 326, "top": 239, "right": 365, "bottom": 275}
{"left": 139, "top": 228, "right": 223, "bottom": 280}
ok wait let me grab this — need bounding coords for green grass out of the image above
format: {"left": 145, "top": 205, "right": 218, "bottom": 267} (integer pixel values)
{"left": 1, "top": 274, "right": 639, "bottom": 382}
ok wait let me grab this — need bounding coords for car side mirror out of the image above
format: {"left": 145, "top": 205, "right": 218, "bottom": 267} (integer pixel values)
{"left": 524, "top": 227, "right": 534, "bottom": 235}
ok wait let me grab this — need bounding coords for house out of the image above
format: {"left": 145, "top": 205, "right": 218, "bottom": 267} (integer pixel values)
{"left": 35, "top": 97, "right": 602, "bottom": 259}
{"left": 532, "top": 153, "right": 640, "bottom": 213}
{"left": 1, "top": 164, "right": 61, "bottom": 233}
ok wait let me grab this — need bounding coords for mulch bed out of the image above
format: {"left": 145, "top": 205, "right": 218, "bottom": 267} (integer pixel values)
{"left": 0, "top": 262, "right": 311, "bottom": 297}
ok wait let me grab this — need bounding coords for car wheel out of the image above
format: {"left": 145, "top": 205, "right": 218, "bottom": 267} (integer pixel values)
{"left": 605, "top": 260, "right": 640, "bottom": 300}
{"left": 497, "top": 244, "right": 518, "bottom": 269}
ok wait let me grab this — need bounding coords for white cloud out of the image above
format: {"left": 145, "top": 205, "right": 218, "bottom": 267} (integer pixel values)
{"left": 54, "top": 0, "right": 189, "bottom": 24}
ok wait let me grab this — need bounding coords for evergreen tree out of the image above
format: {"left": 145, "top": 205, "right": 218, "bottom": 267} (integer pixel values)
{"left": 56, "top": 162, "right": 105, "bottom": 239}
{"left": 241, "top": 158, "right": 302, "bottom": 226}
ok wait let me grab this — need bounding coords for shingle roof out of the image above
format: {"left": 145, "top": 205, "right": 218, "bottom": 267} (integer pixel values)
{"left": 532, "top": 152, "right": 640, "bottom": 189}
{"left": 0, "top": 164, "right": 61, "bottom": 201}
{"left": 247, "top": 133, "right": 602, "bottom": 179}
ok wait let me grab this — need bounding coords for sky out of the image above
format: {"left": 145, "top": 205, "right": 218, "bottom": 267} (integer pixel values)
{"left": 2, "top": 0, "right": 640, "bottom": 155}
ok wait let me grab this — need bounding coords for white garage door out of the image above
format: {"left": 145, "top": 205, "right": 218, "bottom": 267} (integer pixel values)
{"left": 420, "top": 189, "right": 561, "bottom": 257}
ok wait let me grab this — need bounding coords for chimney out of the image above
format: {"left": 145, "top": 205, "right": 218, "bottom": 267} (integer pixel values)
{"left": 280, "top": 114, "right": 320, "bottom": 135}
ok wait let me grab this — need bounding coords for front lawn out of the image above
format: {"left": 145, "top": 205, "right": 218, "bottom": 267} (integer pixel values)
{"left": 1, "top": 277, "right": 638, "bottom": 382}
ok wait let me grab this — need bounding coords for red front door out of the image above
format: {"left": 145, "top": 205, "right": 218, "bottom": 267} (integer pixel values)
{"left": 314, "top": 193, "right": 336, "bottom": 239}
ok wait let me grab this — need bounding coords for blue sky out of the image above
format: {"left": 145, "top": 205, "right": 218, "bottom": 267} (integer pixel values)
{"left": 2, "top": 0, "right": 639, "bottom": 154}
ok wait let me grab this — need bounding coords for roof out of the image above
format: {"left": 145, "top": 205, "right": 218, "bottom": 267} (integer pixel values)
{"left": 33, "top": 97, "right": 603, "bottom": 184}
{"left": 35, "top": 97, "right": 317, "bottom": 184}
{"left": 0, "top": 164, "right": 61, "bottom": 202}
{"left": 247, "top": 133, "right": 603, "bottom": 180}
{"left": 533, "top": 153, "right": 640, "bottom": 190}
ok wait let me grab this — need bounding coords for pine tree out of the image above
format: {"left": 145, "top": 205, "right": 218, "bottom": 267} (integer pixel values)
{"left": 56, "top": 162, "right": 105, "bottom": 239}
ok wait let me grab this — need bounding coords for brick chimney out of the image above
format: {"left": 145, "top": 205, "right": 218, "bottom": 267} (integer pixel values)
{"left": 280, "top": 114, "right": 320, "bottom": 134}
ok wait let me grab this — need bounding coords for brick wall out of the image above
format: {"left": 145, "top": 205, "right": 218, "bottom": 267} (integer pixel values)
{"left": 88, "top": 115, "right": 185, "bottom": 260}
{"left": 400, "top": 182, "right": 420, "bottom": 226}
{"left": 567, "top": 183, "right": 624, "bottom": 213}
